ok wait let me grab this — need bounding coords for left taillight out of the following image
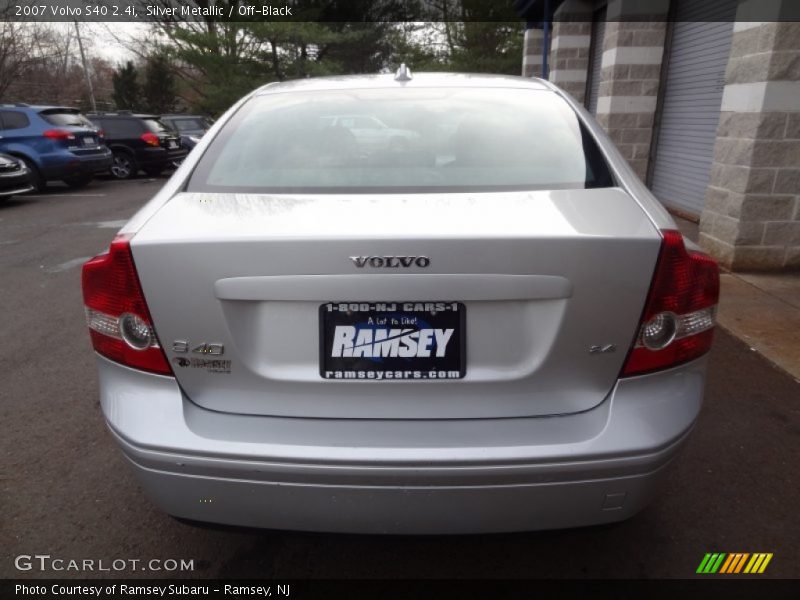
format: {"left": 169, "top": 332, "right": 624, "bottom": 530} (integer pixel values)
{"left": 81, "top": 234, "right": 172, "bottom": 375}
{"left": 43, "top": 129, "right": 76, "bottom": 141}
{"left": 141, "top": 132, "right": 160, "bottom": 147}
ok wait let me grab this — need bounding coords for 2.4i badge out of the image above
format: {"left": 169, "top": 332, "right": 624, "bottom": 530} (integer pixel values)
{"left": 172, "top": 340, "right": 224, "bottom": 355}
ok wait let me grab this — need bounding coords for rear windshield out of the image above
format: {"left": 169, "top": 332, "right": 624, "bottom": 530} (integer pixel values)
{"left": 188, "top": 88, "right": 613, "bottom": 194}
{"left": 40, "top": 110, "right": 95, "bottom": 128}
{"left": 142, "top": 118, "right": 171, "bottom": 134}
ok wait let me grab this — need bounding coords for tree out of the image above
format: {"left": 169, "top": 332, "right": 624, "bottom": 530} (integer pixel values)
{"left": 106, "top": 0, "right": 526, "bottom": 115}
{"left": 142, "top": 52, "right": 176, "bottom": 113}
{"left": 112, "top": 61, "right": 141, "bottom": 111}
{"left": 0, "top": 20, "right": 68, "bottom": 100}
{"left": 425, "top": 0, "right": 524, "bottom": 76}
{"left": 112, "top": 0, "right": 421, "bottom": 114}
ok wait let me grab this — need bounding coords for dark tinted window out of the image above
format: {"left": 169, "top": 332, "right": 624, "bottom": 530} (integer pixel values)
{"left": 40, "top": 110, "right": 95, "bottom": 127}
{"left": 0, "top": 110, "right": 31, "bottom": 130}
{"left": 169, "top": 117, "right": 207, "bottom": 132}
{"left": 101, "top": 118, "right": 143, "bottom": 138}
{"left": 189, "top": 88, "right": 614, "bottom": 194}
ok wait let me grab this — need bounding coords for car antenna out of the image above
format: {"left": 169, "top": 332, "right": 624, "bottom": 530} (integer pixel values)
{"left": 394, "top": 63, "right": 412, "bottom": 82}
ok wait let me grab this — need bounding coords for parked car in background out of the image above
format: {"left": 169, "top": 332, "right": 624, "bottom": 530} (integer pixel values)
{"left": 0, "top": 104, "right": 112, "bottom": 191}
{"left": 160, "top": 114, "right": 213, "bottom": 151}
{"left": 87, "top": 113, "right": 187, "bottom": 180}
{"left": 0, "top": 152, "right": 34, "bottom": 200}
{"left": 82, "top": 73, "right": 720, "bottom": 534}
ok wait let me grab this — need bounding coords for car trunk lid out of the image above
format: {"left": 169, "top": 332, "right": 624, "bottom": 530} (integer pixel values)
{"left": 130, "top": 188, "right": 661, "bottom": 419}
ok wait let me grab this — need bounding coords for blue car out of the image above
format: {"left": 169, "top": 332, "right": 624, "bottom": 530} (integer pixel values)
{"left": 0, "top": 104, "right": 112, "bottom": 191}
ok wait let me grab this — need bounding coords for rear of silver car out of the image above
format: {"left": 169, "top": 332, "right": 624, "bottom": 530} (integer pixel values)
{"left": 82, "top": 75, "right": 719, "bottom": 534}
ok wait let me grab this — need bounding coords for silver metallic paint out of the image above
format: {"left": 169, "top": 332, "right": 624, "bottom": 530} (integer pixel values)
{"left": 98, "top": 354, "right": 706, "bottom": 533}
{"left": 96, "top": 73, "right": 708, "bottom": 532}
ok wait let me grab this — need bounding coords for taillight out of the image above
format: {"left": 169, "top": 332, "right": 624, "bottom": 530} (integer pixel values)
{"left": 621, "top": 229, "right": 719, "bottom": 377}
{"left": 141, "top": 132, "right": 160, "bottom": 147}
{"left": 43, "top": 129, "right": 76, "bottom": 141}
{"left": 81, "top": 234, "right": 172, "bottom": 376}
{"left": 97, "top": 129, "right": 105, "bottom": 139}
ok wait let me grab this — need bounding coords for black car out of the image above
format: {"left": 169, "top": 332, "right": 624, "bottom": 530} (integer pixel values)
{"left": 87, "top": 113, "right": 188, "bottom": 179}
{"left": 160, "top": 114, "right": 213, "bottom": 152}
{"left": 0, "top": 152, "right": 34, "bottom": 200}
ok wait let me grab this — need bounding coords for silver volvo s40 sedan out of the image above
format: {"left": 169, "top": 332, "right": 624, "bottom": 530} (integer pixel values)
{"left": 82, "top": 71, "right": 719, "bottom": 534}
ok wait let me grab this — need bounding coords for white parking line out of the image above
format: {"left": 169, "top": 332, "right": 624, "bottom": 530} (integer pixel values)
{"left": 25, "top": 194, "right": 107, "bottom": 198}
{"left": 43, "top": 256, "right": 91, "bottom": 273}
{"left": 94, "top": 220, "right": 127, "bottom": 229}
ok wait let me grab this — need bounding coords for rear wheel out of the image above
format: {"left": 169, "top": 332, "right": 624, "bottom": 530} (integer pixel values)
{"left": 110, "top": 151, "right": 137, "bottom": 180}
{"left": 63, "top": 174, "right": 93, "bottom": 189}
{"left": 19, "top": 157, "right": 45, "bottom": 193}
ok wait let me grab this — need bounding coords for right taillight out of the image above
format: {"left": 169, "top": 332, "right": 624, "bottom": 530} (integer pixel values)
{"left": 621, "top": 229, "right": 720, "bottom": 377}
{"left": 141, "top": 132, "right": 160, "bottom": 147}
{"left": 81, "top": 234, "right": 172, "bottom": 376}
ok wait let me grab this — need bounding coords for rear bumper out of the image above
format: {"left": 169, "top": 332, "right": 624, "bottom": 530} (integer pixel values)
{"left": 40, "top": 149, "right": 112, "bottom": 179}
{"left": 98, "top": 355, "right": 708, "bottom": 534}
{"left": 136, "top": 147, "right": 188, "bottom": 168}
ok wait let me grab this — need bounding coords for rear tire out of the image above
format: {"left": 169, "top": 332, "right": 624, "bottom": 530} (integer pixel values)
{"left": 63, "top": 174, "right": 93, "bottom": 189}
{"left": 19, "top": 157, "right": 45, "bottom": 193}
{"left": 110, "top": 151, "right": 137, "bottom": 180}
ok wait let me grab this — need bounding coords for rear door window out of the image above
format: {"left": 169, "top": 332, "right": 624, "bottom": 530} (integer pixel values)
{"left": 0, "top": 110, "right": 31, "bottom": 130}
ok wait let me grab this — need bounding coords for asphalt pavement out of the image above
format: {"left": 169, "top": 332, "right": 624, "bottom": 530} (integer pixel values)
{"left": 1, "top": 177, "right": 799, "bottom": 580}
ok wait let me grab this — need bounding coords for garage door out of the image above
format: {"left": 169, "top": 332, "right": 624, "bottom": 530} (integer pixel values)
{"left": 649, "top": 0, "right": 738, "bottom": 217}
{"left": 586, "top": 7, "right": 607, "bottom": 115}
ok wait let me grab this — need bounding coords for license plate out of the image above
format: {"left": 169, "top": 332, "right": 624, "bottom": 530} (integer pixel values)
{"left": 320, "top": 302, "right": 466, "bottom": 380}
{"left": 82, "top": 136, "right": 95, "bottom": 146}
{"left": 168, "top": 141, "right": 178, "bottom": 149}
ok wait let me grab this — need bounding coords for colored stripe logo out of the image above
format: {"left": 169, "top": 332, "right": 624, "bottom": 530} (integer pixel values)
{"left": 697, "top": 553, "right": 773, "bottom": 574}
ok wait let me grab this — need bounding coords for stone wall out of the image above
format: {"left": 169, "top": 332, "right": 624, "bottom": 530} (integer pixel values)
{"left": 594, "top": 0, "right": 669, "bottom": 181}
{"left": 522, "top": 28, "right": 545, "bottom": 78}
{"left": 548, "top": 0, "right": 593, "bottom": 102}
{"left": 700, "top": 21, "right": 800, "bottom": 270}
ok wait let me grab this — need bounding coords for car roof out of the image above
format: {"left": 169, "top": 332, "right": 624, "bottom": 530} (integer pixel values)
{"left": 0, "top": 104, "right": 79, "bottom": 112}
{"left": 254, "top": 73, "right": 552, "bottom": 96}
{"left": 88, "top": 114, "right": 160, "bottom": 119}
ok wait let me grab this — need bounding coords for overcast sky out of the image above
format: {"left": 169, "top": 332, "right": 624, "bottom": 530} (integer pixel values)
{"left": 50, "top": 21, "right": 148, "bottom": 64}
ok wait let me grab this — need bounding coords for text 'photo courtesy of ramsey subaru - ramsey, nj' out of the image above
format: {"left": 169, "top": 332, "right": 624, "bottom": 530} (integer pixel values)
{"left": 81, "top": 69, "right": 719, "bottom": 535}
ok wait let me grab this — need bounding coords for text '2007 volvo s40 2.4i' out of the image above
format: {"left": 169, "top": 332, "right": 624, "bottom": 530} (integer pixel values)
{"left": 82, "top": 69, "right": 719, "bottom": 534}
